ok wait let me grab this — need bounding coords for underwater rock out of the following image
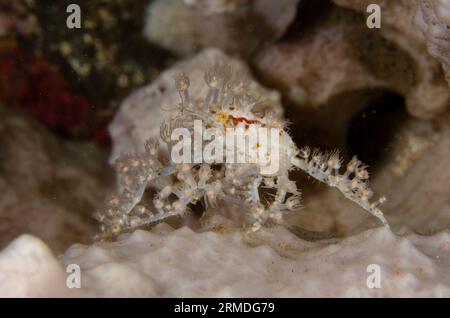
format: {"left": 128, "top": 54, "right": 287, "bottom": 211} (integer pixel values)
{"left": 108, "top": 48, "right": 283, "bottom": 164}
{"left": 183, "top": 0, "right": 247, "bottom": 15}
{"left": 256, "top": 1, "right": 450, "bottom": 119}
{"left": 0, "top": 235, "right": 75, "bottom": 297}
{"left": 332, "top": 0, "right": 450, "bottom": 117}
{"left": 373, "top": 115, "right": 450, "bottom": 234}
{"left": 143, "top": 0, "right": 299, "bottom": 57}
{"left": 2, "top": 219, "right": 450, "bottom": 297}
{"left": 290, "top": 114, "right": 450, "bottom": 237}
{"left": 0, "top": 107, "right": 113, "bottom": 253}
{"left": 55, "top": 221, "right": 450, "bottom": 297}
{"left": 415, "top": 0, "right": 450, "bottom": 86}
{"left": 255, "top": 1, "right": 450, "bottom": 236}
{"left": 257, "top": 8, "right": 381, "bottom": 107}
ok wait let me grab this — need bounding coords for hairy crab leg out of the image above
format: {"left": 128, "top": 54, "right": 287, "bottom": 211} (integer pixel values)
{"left": 291, "top": 154, "right": 389, "bottom": 228}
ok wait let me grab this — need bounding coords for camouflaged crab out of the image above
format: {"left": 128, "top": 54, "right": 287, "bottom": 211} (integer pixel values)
{"left": 95, "top": 63, "right": 389, "bottom": 240}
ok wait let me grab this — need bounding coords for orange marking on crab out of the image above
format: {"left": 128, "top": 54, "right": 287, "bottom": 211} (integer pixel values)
{"left": 227, "top": 115, "right": 260, "bottom": 126}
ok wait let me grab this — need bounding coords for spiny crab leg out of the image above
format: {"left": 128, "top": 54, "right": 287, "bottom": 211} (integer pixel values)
{"left": 290, "top": 148, "right": 389, "bottom": 228}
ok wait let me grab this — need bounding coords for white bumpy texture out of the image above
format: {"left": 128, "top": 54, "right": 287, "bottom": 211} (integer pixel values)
{"left": 415, "top": 0, "right": 450, "bottom": 85}
{"left": 1, "top": 221, "right": 450, "bottom": 297}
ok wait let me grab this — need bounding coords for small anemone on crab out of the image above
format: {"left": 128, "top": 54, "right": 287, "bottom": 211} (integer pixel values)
{"left": 95, "top": 62, "right": 389, "bottom": 240}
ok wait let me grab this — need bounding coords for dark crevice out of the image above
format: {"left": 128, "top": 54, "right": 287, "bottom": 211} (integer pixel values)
{"left": 346, "top": 91, "right": 408, "bottom": 172}
{"left": 280, "top": 0, "right": 334, "bottom": 43}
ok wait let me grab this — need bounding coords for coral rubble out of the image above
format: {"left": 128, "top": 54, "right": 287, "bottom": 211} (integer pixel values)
{"left": 2, "top": 220, "right": 450, "bottom": 297}
{"left": 143, "top": 0, "right": 299, "bottom": 57}
{"left": 257, "top": 1, "right": 450, "bottom": 119}
{"left": 0, "top": 107, "right": 113, "bottom": 253}
{"left": 415, "top": 0, "right": 450, "bottom": 86}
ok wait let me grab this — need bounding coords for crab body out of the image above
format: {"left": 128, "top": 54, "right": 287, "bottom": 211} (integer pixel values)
{"left": 96, "top": 64, "right": 388, "bottom": 240}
